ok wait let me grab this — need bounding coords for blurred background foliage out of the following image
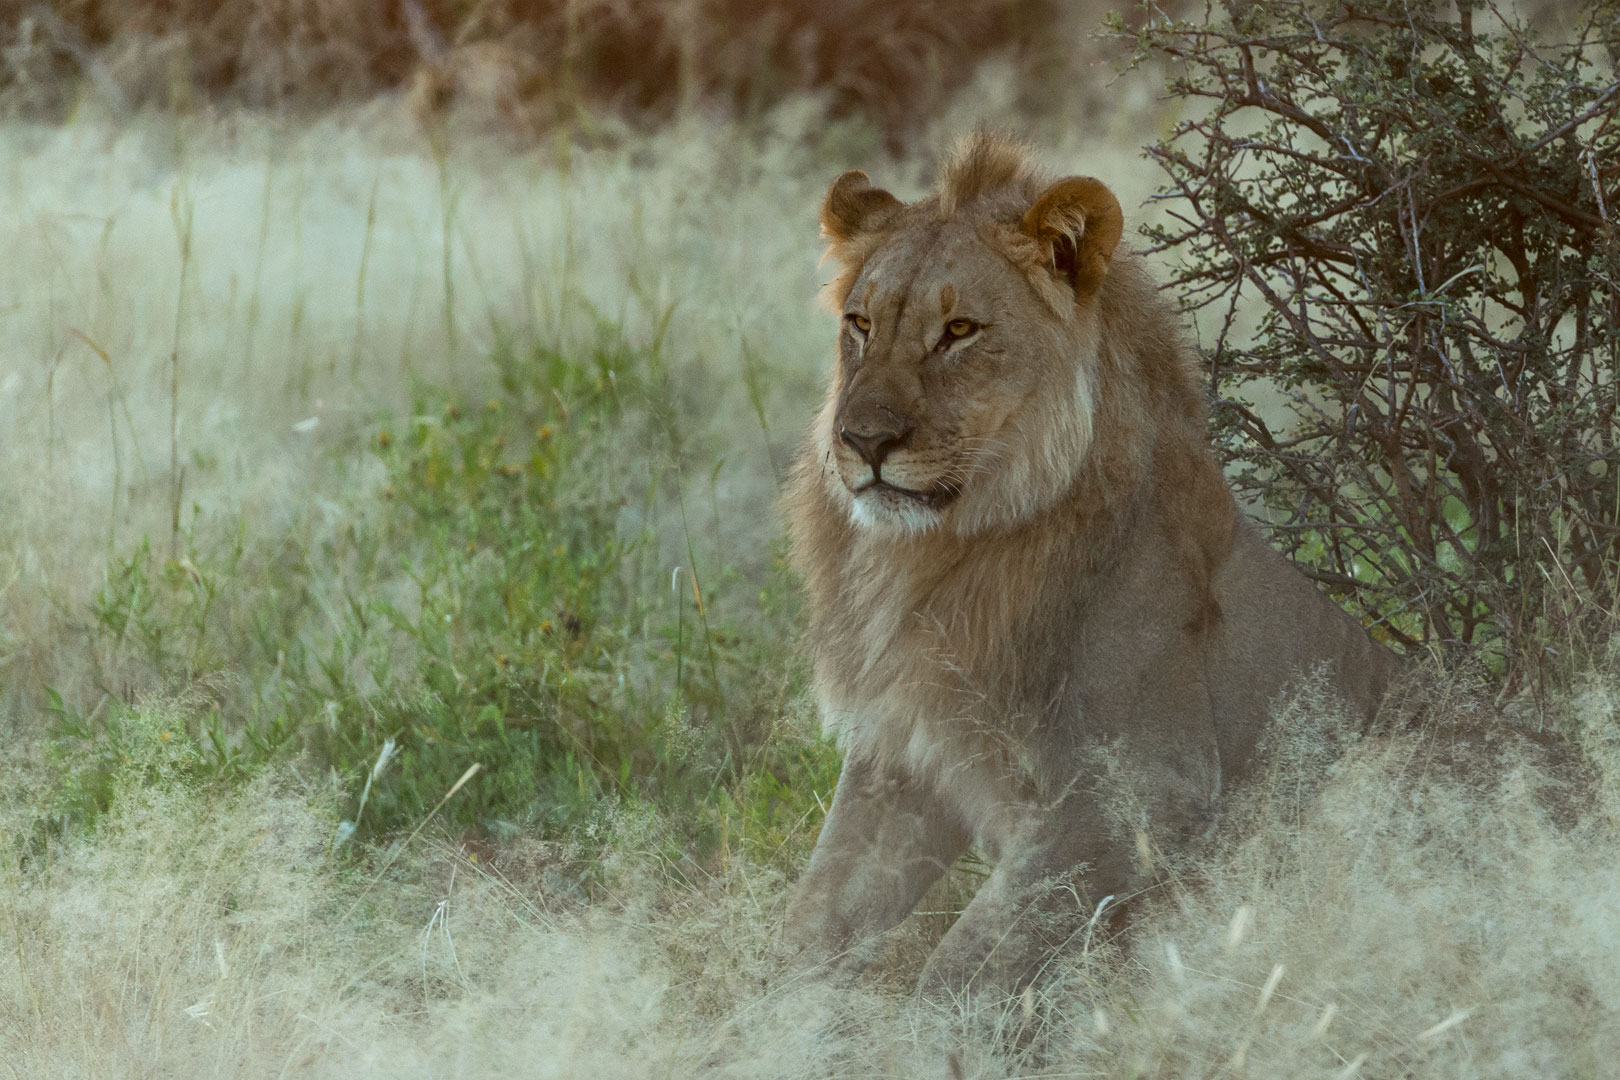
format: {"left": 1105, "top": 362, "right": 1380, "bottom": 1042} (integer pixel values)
{"left": 3, "top": 0, "right": 1096, "bottom": 143}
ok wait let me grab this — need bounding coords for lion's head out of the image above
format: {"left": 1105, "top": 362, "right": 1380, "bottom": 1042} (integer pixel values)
{"left": 809, "top": 132, "right": 1126, "bottom": 538}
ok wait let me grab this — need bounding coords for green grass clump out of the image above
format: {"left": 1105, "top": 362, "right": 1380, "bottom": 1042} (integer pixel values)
{"left": 52, "top": 330, "right": 837, "bottom": 867}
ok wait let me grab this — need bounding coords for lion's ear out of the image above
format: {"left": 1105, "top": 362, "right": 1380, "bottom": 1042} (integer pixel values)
{"left": 821, "top": 170, "right": 902, "bottom": 245}
{"left": 1020, "top": 177, "right": 1123, "bottom": 295}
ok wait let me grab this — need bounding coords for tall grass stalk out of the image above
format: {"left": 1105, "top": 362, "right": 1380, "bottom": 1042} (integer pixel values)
{"left": 675, "top": 469, "right": 722, "bottom": 698}
{"left": 333, "top": 737, "right": 398, "bottom": 848}
{"left": 241, "top": 157, "right": 275, "bottom": 378}
{"left": 737, "top": 338, "right": 780, "bottom": 490}
{"left": 351, "top": 175, "right": 380, "bottom": 379}
{"left": 341, "top": 762, "right": 483, "bottom": 922}
{"left": 433, "top": 130, "right": 459, "bottom": 365}
{"left": 67, "top": 329, "right": 150, "bottom": 488}
{"left": 167, "top": 180, "right": 195, "bottom": 557}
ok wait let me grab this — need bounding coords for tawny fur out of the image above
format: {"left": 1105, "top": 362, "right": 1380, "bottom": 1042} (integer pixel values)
{"left": 783, "top": 133, "right": 1406, "bottom": 998}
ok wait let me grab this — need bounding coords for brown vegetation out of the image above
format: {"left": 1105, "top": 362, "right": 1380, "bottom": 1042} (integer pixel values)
{"left": 4, "top": 0, "right": 1070, "bottom": 137}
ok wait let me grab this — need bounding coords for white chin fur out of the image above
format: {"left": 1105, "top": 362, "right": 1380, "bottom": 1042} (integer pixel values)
{"left": 850, "top": 491, "right": 943, "bottom": 537}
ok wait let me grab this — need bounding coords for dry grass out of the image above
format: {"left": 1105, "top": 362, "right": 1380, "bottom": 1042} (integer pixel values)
{"left": 1, "top": 47, "right": 1618, "bottom": 1078}
{"left": 4, "top": 677, "right": 1619, "bottom": 1077}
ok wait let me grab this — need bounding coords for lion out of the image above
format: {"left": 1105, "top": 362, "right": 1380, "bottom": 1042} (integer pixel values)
{"left": 782, "top": 132, "right": 1408, "bottom": 998}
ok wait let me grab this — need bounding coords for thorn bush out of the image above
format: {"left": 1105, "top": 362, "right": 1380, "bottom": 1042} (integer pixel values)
{"left": 1130, "top": 0, "right": 1620, "bottom": 679}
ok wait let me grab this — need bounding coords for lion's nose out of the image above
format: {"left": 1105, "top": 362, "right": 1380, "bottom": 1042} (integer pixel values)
{"left": 839, "top": 421, "right": 911, "bottom": 470}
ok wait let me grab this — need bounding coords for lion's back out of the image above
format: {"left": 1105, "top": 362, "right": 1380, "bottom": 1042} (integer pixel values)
{"left": 1206, "top": 520, "right": 1407, "bottom": 782}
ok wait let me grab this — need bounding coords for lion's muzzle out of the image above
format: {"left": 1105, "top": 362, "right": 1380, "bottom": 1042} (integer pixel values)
{"left": 839, "top": 421, "right": 910, "bottom": 471}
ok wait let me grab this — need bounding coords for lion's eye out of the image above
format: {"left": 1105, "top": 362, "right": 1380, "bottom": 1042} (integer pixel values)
{"left": 944, "top": 318, "right": 978, "bottom": 340}
{"left": 848, "top": 313, "right": 871, "bottom": 335}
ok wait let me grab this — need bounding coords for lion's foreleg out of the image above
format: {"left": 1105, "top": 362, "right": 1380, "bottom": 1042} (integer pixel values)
{"left": 913, "top": 808, "right": 1132, "bottom": 1001}
{"left": 916, "top": 682, "right": 1222, "bottom": 1001}
{"left": 784, "top": 753, "right": 970, "bottom": 977}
